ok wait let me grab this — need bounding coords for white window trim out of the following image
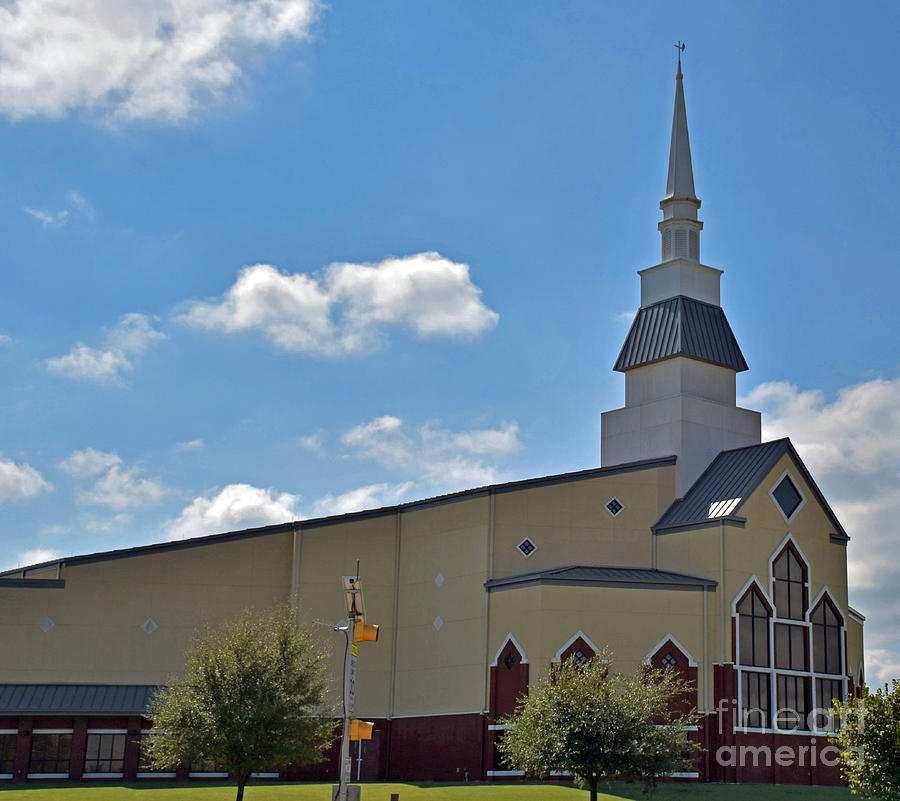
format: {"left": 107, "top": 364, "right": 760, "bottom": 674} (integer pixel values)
{"left": 487, "top": 769, "right": 524, "bottom": 777}
{"left": 552, "top": 630, "right": 601, "bottom": 663}
{"left": 487, "top": 723, "right": 514, "bottom": 731}
{"left": 32, "top": 729, "right": 73, "bottom": 735}
{"left": 645, "top": 633, "right": 698, "bottom": 667}
{"left": 84, "top": 772, "right": 124, "bottom": 779}
{"left": 189, "top": 771, "right": 229, "bottom": 778}
{"left": 0, "top": 773, "right": 12, "bottom": 780}
{"left": 137, "top": 771, "right": 177, "bottom": 778}
{"left": 768, "top": 468, "right": 807, "bottom": 524}
{"left": 251, "top": 772, "right": 280, "bottom": 778}
{"left": 86, "top": 729, "right": 127, "bottom": 735}
{"left": 516, "top": 536, "right": 537, "bottom": 559}
{"left": 767, "top": 533, "right": 812, "bottom": 621}
{"left": 490, "top": 632, "right": 529, "bottom": 666}
{"left": 27, "top": 773, "right": 69, "bottom": 779}
{"left": 0, "top": 729, "right": 17, "bottom": 735}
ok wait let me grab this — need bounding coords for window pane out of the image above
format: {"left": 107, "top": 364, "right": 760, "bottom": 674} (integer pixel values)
{"left": 742, "top": 671, "right": 770, "bottom": 728}
{"left": 773, "top": 476, "right": 802, "bottom": 518}
{"left": 789, "top": 582, "right": 805, "bottom": 619}
{"left": 774, "top": 552, "right": 789, "bottom": 580}
{"left": 826, "top": 628, "right": 841, "bottom": 674}
{"left": 774, "top": 581, "right": 788, "bottom": 617}
{"left": 0, "top": 734, "right": 16, "bottom": 773}
{"left": 30, "top": 734, "right": 72, "bottom": 774}
{"left": 753, "top": 618, "right": 769, "bottom": 667}
{"left": 775, "top": 624, "right": 789, "bottom": 669}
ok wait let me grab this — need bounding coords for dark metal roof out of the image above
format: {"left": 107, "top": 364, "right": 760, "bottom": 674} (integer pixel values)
{"left": 0, "top": 684, "right": 156, "bottom": 715}
{"left": 614, "top": 295, "right": 748, "bottom": 372}
{"left": 486, "top": 565, "right": 716, "bottom": 592}
{"left": 0, "top": 578, "right": 64, "bottom": 588}
{"left": 654, "top": 438, "right": 850, "bottom": 541}
{"left": 0, "top": 455, "right": 676, "bottom": 578}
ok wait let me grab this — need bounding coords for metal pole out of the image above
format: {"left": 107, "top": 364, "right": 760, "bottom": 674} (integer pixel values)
{"left": 337, "top": 624, "right": 352, "bottom": 801}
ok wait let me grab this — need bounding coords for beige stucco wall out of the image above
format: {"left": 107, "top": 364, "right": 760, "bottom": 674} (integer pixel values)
{"left": 492, "top": 466, "right": 675, "bottom": 579}
{"left": 0, "top": 532, "right": 294, "bottom": 684}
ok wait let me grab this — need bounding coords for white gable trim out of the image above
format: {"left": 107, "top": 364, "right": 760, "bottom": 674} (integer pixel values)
{"left": 551, "top": 630, "right": 601, "bottom": 663}
{"left": 645, "top": 633, "right": 698, "bottom": 667}
{"left": 809, "top": 584, "right": 846, "bottom": 623}
{"left": 730, "top": 574, "right": 772, "bottom": 616}
{"left": 490, "top": 632, "right": 529, "bottom": 666}
{"left": 767, "top": 533, "right": 812, "bottom": 617}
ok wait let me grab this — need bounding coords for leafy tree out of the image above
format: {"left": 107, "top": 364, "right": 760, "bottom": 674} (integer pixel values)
{"left": 145, "top": 604, "right": 335, "bottom": 801}
{"left": 498, "top": 652, "right": 700, "bottom": 800}
{"left": 834, "top": 680, "right": 900, "bottom": 801}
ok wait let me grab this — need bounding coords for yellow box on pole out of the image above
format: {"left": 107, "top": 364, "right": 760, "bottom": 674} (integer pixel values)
{"left": 353, "top": 621, "right": 379, "bottom": 642}
{"left": 348, "top": 719, "right": 374, "bottom": 741}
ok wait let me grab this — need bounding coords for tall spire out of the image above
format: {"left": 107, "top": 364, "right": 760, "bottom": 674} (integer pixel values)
{"left": 658, "top": 44, "right": 702, "bottom": 263}
{"left": 665, "top": 45, "right": 697, "bottom": 202}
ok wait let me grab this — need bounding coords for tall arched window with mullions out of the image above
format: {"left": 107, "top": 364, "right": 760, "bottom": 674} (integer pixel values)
{"left": 812, "top": 596, "right": 844, "bottom": 730}
{"left": 737, "top": 586, "right": 771, "bottom": 728}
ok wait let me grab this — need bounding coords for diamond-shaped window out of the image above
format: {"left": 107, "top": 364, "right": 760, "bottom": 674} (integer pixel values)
{"left": 606, "top": 497, "right": 624, "bottom": 517}
{"left": 773, "top": 475, "right": 802, "bottom": 520}
{"left": 141, "top": 618, "right": 159, "bottom": 635}
{"left": 517, "top": 537, "right": 537, "bottom": 558}
{"left": 38, "top": 616, "right": 54, "bottom": 633}
{"left": 433, "top": 616, "right": 444, "bottom": 631}
{"left": 661, "top": 652, "right": 677, "bottom": 669}
{"left": 503, "top": 651, "right": 517, "bottom": 670}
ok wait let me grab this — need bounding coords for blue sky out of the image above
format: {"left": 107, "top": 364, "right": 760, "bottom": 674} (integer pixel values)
{"left": 0, "top": 1, "right": 897, "bottom": 681}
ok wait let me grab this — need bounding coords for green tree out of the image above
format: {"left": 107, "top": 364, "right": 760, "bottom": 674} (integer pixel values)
{"left": 498, "top": 652, "right": 700, "bottom": 801}
{"left": 834, "top": 680, "right": 900, "bottom": 801}
{"left": 144, "top": 604, "right": 335, "bottom": 801}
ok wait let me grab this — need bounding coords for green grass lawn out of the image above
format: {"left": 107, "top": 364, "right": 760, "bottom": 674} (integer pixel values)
{"left": 0, "top": 782, "right": 854, "bottom": 801}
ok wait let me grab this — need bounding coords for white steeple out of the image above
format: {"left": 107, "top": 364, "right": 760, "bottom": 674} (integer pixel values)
{"left": 600, "top": 50, "right": 761, "bottom": 496}
{"left": 658, "top": 48, "right": 703, "bottom": 264}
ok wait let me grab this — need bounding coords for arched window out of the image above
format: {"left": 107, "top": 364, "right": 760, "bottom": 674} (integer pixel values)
{"left": 772, "top": 544, "right": 807, "bottom": 620}
{"left": 737, "top": 586, "right": 771, "bottom": 729}
{"left": 812, "top": 598, "right": 842, "bottom": 675}
{"left": 738, "top": 587, "right": 770, "bottom": 667}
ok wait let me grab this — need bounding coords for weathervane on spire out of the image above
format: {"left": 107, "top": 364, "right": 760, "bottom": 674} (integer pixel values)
{"left": 674, "top": 41, "right": 685, "bottom": 77}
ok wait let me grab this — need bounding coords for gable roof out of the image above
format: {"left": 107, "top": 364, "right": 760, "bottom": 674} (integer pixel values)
{"left": 614, "top": 295, "right": 748, "bottom": 373}
{"left": 654, "top": 438, "right": 850, "bottom": 540}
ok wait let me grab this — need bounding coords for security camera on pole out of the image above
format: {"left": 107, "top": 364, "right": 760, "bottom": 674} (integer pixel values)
{"left": 333, "top": 565, "right": 378, "bottom": 801}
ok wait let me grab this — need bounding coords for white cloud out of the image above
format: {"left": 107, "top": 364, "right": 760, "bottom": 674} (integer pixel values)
{"left": 23, "top": 190, "right": 95, "bottom": 228}
{"left": 12, "top": 547, "right": 62, "bottom": 569}
{"left": 865, "top": 649, "right": 900, "bottom": 687}
{"left": 163, "top": 483, "right": 299, "bottom": 540}
{"left": 744, "top": 376, "right": 900, "bottom": 688}
{"left": 47, "top": 312, "right": 166, "bottom": 385}
{"left": 341, "top": 415, "right": 520, "bottom": 491}
{"left": 58, "top": 448, "right": 121, "bottom": 478}
{"left": 78, "top": 464, "right": 168, "bottom": 510}
{"left": 297, "top": 433, "right": 324, "bottom": 453}
{"left": 0, "top": 454, "right": 52, "bottom": 503}
{"left": 0, "top": 334, "right": 12, "bottom": 345}
{"left": 179, "top": 252, "right": 499, "bottom": 356}
{"left": 0, "top": 0, "right": 319, "bottom": 124}
{"left": 174, "top": 438, "right": 205, "bottom": 452}
{"left": 60, "top": 448, "right": 168, "bottom": 510}
{"left": 312, "top": 482, "right": 412, "bottom": 517}
{"left": 82, "top": 512, "right": 134, "bottom": 533}
{"left": 24, "top": 206, "right": 68, "bottom": 227}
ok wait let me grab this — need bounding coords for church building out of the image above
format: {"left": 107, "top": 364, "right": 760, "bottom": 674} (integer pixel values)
{"left": 0, "top": 58, "right": 864, "bottom": 786}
